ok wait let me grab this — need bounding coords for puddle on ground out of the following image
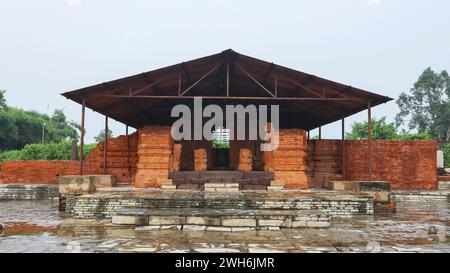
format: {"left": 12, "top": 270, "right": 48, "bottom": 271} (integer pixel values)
{"left": 0, "top": 200, "right": 448, "bottom": 253}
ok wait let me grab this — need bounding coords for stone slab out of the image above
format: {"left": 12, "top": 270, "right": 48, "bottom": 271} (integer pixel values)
{"left": 221, "top": 218, "right": 257, "bottom": 227}
{"left": 437, "top": 150, "right": 444, "bottom": 168}
{"left": 148, "top": 216, "right": 185, "bottom": 225}
{"left": 112, "top": 215, "right": 147, "bottom": 225}
{"left": 267, "top": 186, "right": 284, "bottom": 191}
{"left": 161, "top": 185, "right": 177, "bottom": 189}
{"left": 438, "top": 181, "right": 450, "bottom": 190}
{"left": 156, "top": 178, "right": 173, "bottom": 186}
{"left": 270, "top": 180, "right": 285, "bottom": 187}
{"left": 59, "top": 175, "right": 96, "bottom": 195}
{"left": 91, "top": 175, "right": 118, "bottom": 188}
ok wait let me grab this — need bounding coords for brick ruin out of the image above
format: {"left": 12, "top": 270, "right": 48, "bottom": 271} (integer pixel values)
{"left": 0, "top": 125, "right": 437, "bottom": 190}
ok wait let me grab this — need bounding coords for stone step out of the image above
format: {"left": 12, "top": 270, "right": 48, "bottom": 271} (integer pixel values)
{"left": 267, "top": 186, "right": 285, "bottom": 191}
{"left": 112, "top": 208, "right": 331, "bottom": 229}
{"left": 204, "top": 183, "right": 239, "bottom": 188}
{"left": 438, "top": 181, "right": 450, "bottom": 191}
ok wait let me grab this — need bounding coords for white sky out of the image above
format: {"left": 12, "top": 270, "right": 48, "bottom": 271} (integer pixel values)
{"left": 1, "top": 0, "right": 449, "bottom": 143}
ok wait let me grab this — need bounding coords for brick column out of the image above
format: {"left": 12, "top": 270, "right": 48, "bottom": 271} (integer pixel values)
{"left": 272, "top": 129, "right": 309, "bottom": 189}
{"left": 134, "top": 126, "right": 172, "bottom": 188}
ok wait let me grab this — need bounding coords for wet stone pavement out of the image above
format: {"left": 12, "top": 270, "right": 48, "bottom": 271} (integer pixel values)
{"left": 0, "top": 200, "right": 448, "bottom": 253}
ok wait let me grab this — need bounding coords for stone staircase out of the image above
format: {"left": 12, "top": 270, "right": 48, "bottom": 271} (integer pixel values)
{"left": 169, "top": 171, "right": 274, "bottom": 190}
{"left": 111, "top": 207, "right": 330, "bottom": 230}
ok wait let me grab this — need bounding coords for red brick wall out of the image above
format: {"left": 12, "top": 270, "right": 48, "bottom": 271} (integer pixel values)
{"left": 309, "top": 140, "right": 437, "bottom": 190}
{"left": 308, "top": 140, "right": 343, "bottom": 188}
{"left": 0, "top": 160, "right": 79, "bottom": 184}
{"left": 134, "top": 126, "right": 172, "bottom": 188}
{"left": 271, "top": 129, "right": 309, "bottom": 189}
{"left": 0, "top": 133, "right": 138, "bottom": 184}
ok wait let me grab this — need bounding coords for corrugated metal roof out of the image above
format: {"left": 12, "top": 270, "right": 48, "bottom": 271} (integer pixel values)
{"left": 62, "top": 49, "right": 392, "bottom": 129}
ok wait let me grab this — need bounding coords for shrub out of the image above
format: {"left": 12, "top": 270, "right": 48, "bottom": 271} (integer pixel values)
{"left": 443, "top": 143, "right": 450, "bottom": 168}
{"left": 0, "top": 141, "right": 97, "bottom": 165}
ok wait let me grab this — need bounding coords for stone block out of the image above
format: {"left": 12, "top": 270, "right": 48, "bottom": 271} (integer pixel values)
{"left": 257, "top": 219, "right": 284, "bottom": 227}
{"left": 112, "top": 215, "right": 147, "bottom": 225}
{"left": 437, "top": 150, "right": 444, "bottom": 168}
{"left": 231, "top": 227, "right": 254, "bottom": 232}
{"left": 224, "top": 183, "right": 239, "bottom": 188}
{"left": 328, "top": 181, "right": 353, "bottom": 191}
{"left": 270, "top": 180, "right": 285, "bottom": 187}
{"left": 374, "top": 201, "right": 397, "bottom": 213}
{"left": 215, "top": 188, "right": 240, "bottom": 193}
{"left": 204, "top": 183, "right": 225, "bottom": 188}
{"left": 267, "top": 186, "right": 284, "bottom": 191}
{"left": 148, "top": 216, "right": 185, "bottom": 225}
{"left": 59, "top": 175, "right": 96, "bottom": 195}
{"left": 183, "top": 225, "right": 206, "bottom": 231}
{"left": 357, "top": 181, "right": 391, "bottom": 192}
{"left": 186, "top": 216, "right": 221, "bottom": 226}
{"left": 90, "top": 175, "right": 117, "bottom": 188}
{"left": 161, "top": 185, "right": 176, "bottom": 190}
{"left": 291, "top": 221, "right": 307, "bottom": 228}
{"left": 156, "top": 178, "right": 173, "bottom": 186}
{"left": 160, "top": 225, "right": 182, "bottom": 230}
{"left": 306, "top": 221, "right": 330, "bottom": 228}
{"left": 135, "top": 226, "right": 160, "bottom": 231}
{"left": 221, "top": 218, "right": 256, "bottom": 227}
{"left": 438, "top": 181, "right": 450, "bottom": 190}
{"left": 363, "top": 190, "right": 390, "bottom": 202}
{"left": 205, "top": 226, "right": 232, "bottom": 232}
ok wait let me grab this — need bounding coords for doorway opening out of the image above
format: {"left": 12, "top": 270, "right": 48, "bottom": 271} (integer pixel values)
{"left": 212, "top": 127, "right": 230, "bottom": 170}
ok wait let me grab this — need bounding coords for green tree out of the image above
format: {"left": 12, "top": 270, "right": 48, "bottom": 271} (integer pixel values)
{"left": 0, "top": 90, "right": 6, "bottom": 110}
{"left": 94, "top": 129, "right": 114, "bottom": 143}
{"left": 0, "top": 91, "right": 78, "bottom": 151}
{"left": 443, "top": 143, "right": 450, "bottom": 168}
{"left": 346, "top": 117, "right": 398, "bottom": 140}
{"left": 396, "top": 67, "right": 450, "bottom": 140}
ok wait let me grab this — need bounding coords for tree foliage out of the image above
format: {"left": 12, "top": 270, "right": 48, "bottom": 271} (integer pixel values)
{"left": 0, "top": 91, "right": 78, "bottom": 151}
{"left": 346, "top": 117, "right": 432, "bottom": 140}
{"left": 0, "top": 141, "right": 96, "bottom": 164}
{"left": 396, "top": 67, "right": 450, "bottom": 140}
{"left": 212, "top": 139, "right": 230, "bottom": 149}
{"left": 346, "top": 117, "right": 398, "bottom": 140}
{"left": 94, "top": 129, "right": 114, "bottom": 143}
{"left": 0, "top": 90, "right": 6, "bottom": 110}
{"left": 443, "top": 143, "right": 450, "bottom": 168}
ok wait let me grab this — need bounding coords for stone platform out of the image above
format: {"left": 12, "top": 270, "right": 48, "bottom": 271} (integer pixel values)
{"left": 112, "top": 208, "right": 331, "bottom": 230}
{"left": 0, "top": 184, "right": 58, "bottom": 200}
{"left": 169, "top": 171, "right": 274, "bottom": 190}
{"left": 65, "top": 187, "right": 374, "bottom": 230}
{"left": 391, "top": 190, "right": 450, "bottom": 202}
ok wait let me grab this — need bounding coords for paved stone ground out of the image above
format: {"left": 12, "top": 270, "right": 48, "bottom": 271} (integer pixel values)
{"left": 0, "top": 200, "right": 448, "bottom": 253}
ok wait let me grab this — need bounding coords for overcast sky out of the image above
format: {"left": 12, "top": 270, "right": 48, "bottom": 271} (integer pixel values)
{"left": 1, "top": 0, "right": 449, "bottom": 143}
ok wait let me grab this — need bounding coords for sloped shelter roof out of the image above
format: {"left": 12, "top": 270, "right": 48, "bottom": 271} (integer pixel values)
{"left": 62, "top": 49, "right": 392, "bottom": 130}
